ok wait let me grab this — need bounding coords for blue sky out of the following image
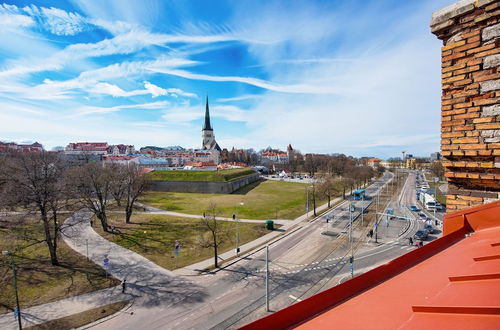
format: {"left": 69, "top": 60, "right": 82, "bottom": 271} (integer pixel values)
{"left": 0, "top": 0, "right": 453, "bottom": 158}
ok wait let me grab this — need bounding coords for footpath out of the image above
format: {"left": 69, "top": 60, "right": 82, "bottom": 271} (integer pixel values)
{"left": 0, "top": 179, "right": 383, "bottom": 329}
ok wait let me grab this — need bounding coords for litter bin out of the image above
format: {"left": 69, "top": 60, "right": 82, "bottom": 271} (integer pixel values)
{"left": 265, "top": 220, "right": 274, "bottom": 230}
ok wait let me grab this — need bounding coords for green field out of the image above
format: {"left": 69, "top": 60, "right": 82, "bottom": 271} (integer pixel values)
{"left": 95, "top": 214, "right": 276, "bottom": 270}
{"left": 141, "top": 179, "right": 325, "bottom": 219}
{"left": 148, "top": 168, "right": 256, "bottom": 182}
{"left": 0, "top": 216, "right": 118, "bottom": 314}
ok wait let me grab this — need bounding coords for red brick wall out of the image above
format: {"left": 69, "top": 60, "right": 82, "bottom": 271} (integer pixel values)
{"left": 431, "top": 0, "right": 500, "bottom": 211}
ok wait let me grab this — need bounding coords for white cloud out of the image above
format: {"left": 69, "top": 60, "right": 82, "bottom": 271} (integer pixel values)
{"left": 149, "top": 68, "right": 343, "bottom": 94}
{"left": 71, "top": 101, "right": 169, "bottom": 116}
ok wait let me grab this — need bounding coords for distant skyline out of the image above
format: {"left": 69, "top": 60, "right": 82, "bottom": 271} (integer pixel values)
{"left": 0, "top": 0, "right": 453, "bottom": 158}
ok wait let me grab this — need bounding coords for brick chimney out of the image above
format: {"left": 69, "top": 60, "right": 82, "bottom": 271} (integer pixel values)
{"left": 431, "top": 0, "right": 499, "bottom": 212}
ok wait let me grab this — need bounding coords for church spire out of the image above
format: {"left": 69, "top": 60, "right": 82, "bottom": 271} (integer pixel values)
{"left": 203, "top": 95, "right": 212, "bottom": 130}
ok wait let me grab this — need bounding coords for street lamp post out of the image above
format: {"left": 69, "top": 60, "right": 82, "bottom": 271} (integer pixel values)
{"left": 233, "top": 214, "right": 240, "bottom": 256}
{"left": 3, "top": 251, "right": 22, "bottom": 330}
{"left": 265, "top": 245, "right": 270, "bottom": 312}
{"left": 349, "top": 203, "right": 354, "bottom": 278}
{"left": 361, "top": 195, "right": 364, "bottom": 226}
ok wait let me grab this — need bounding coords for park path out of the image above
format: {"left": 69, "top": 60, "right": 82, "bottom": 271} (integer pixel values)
{"left": 0, "top": 212, "right": 205, "bottom": 329}
{"left": 131, "top": 202, "right": 290, "bottom": 225}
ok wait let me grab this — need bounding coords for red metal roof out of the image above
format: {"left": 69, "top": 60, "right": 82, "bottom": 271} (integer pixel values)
{"left": 241, "top": 200, "right": 500, "bottom": 329}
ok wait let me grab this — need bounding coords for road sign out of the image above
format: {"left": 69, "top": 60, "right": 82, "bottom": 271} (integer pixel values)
{"left": 103, "top": 257, "right": 109, "bottom": 267}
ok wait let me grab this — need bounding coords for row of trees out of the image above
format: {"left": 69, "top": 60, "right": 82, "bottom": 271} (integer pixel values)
{"left": 0, "top": 151, "right": 148, "bottom": 265}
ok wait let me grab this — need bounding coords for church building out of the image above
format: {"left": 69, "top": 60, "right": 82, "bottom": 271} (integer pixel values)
{"left": 201, "top": 97, "right": 221, "bottom": 151}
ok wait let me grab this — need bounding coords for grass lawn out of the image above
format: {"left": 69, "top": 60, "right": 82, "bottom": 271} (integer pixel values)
{"left": 0, "top": 216, "right": 119, "bottom": 315}
{"left": 26, "top": 301, "right": 128, "bottom": 330}
{"left": 95, "top": 213, "right": 277, "bottom": 270}
{"left": 148, "top": 168, "right": 255, "bottom": 182}
{"left": 140, "top": 179, "right": 327, "bottom": 220}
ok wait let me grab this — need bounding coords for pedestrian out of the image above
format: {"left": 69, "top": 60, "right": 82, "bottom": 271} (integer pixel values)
{"left": 90, "top": 219, "right": 93, "bottom": 227}
{"left": 122, "top": 279, "right": 126, "bottom": 293}
{"left": 369, "top": 229, "right": 373, "bottom": 238}
{"left": 408, "top": 237, "right": 413, "bottom": 246}
{"left": 419, "top": 241, "right": 424, "bottom": 248}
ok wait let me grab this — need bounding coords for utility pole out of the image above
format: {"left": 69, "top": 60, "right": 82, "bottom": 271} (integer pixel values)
{"left": 3, "top": 251, "right": 22, "bottom": 330}
{"left": 349, "top": 203, "right": 354, "bottom": 278}
{"left": 361, "top": 194, "right": 364, "bottom": 226}
{"left": 265, "top": 245, "right": 270, "bottom": 312}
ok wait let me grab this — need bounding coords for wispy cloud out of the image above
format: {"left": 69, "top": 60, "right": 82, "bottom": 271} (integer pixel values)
{"left": 70, "top": 101, "right": 169, "bottom": 117}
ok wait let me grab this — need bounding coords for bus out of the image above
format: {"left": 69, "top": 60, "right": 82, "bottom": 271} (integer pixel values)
{"left": 353, "top": 189, "right": 366, "bottom": 200}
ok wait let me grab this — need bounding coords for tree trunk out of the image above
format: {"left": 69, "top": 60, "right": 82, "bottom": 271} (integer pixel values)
{"left": 313, "top": 192, "right": 316, "bottom": 216}
{"left": 41, "top": 210, "right": 59, "bottom": 265}
{"left": 212, "top": 231, "right": 218, "bottom": 268}
{"left": 125, "top": 205, "right": 132, "bottom": 223}
{"left": 98, "top": 211, "right": 109, "bottom": 232}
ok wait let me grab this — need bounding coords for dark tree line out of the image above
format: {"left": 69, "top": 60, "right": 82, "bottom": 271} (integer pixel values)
{"left": 0, "top": 151, "right": 148, "bottom": 265}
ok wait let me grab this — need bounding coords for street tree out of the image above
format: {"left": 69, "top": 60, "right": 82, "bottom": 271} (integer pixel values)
{"left": 198, "top": 203, "right": 228, "bottom": 268}
{"left": 317, "top": 175, "right": 338, "bottom": 208}
{"left": 0, "top": 151, "right": 70, "bottom": 265}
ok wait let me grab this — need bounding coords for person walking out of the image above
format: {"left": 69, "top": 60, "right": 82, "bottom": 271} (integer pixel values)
{"left": 122, "top": 279, "right": 126, "bottom": 293}
{"left": 408, "top": 237, "right": 413, "bottom": 246}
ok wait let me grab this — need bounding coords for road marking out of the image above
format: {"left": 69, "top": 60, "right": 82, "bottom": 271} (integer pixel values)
{"left": 289, "top": 295, "right": 302, "bottom": 302}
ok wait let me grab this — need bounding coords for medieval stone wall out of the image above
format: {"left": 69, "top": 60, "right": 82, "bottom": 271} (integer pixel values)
{"left": 148, "top": 173, "right": 261, "bottom": 194}
{"left": 431, "top": 0, "right": 500, "bottom": 211}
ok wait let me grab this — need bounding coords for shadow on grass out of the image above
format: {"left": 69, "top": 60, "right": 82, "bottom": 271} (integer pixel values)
{"left": 231, "top": 179, "right": 264, "bottom": 195}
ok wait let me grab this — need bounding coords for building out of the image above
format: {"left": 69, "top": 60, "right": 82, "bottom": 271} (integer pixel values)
{"left": 65, "top": 142, "right": 109, "bottom": 155}
{"left": 367, "top": 158, "right": 382, "bottom": 168}
{"left": 242, "top": 1, "right": 500, "bottom": 328}
{"left": 0, "top": 141, "right": 44, "bottom": 152}
{"left": 102, "top": 155, "right": 139, "bottom": 166}
{"left": 65, "top": 142, "right": 135, "bottom": 156}
{"left": 431, "top": 0, "right": 500, "bottom": 211}
{"left": 430, "top": 152, "right": 441, "bottom": 161}
{"left": 201, "top": 96, "right": 221, "bottom": 151}
{"left": 108, "top": 144, "right": 135, "bottom": 155}
{"left": 261, "top": 151, "right": 289, "bottom": 164}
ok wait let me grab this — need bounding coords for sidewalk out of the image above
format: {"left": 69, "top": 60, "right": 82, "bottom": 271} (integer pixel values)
{"left": 0, "top": 286, "right": 126, "bottom": 330}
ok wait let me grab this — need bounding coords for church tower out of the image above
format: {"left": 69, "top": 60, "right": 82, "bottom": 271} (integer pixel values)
{"left": 202, "top": 96, "right": 221, "bottom": 151}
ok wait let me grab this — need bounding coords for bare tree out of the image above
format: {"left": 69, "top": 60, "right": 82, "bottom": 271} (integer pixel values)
{"left": 123, "top": 164, "right": 148, "bottom": 223}
{"left": 430, "top": 161, "right": 444, "bottom": 180}
{"left": 199, "top": 203, "right": 228, "bottom": 268}
{"left": 0, "top": 151, "right": 70, "bottom": 265}
{"left": 68, "top": 162, "right": 112, "bottom": 232}
{"left": 317, "top": 176, "right": 339, "bottom": 208}
{"left": 109, "top": 163, "right": 127, "bottom": 207}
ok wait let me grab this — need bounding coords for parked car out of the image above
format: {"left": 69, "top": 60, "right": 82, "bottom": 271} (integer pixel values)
{"left": 409, "top": 205, "right": 420, "bottom": 212}
{"left": 414, "top": 229, "right": 428, "bottom": 241}
{"left": 424, "top": 224, "right": 434, "bottom": 234}
{"left": 418, "top": 212, "right": 426, "bottom": 218}
{"left": 435, "top": 203, "right": 443, "bottom": 211}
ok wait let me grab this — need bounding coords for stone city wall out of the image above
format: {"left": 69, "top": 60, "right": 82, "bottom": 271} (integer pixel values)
{"left": 148, "top": 173, "right": 261, "bottom": 194}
